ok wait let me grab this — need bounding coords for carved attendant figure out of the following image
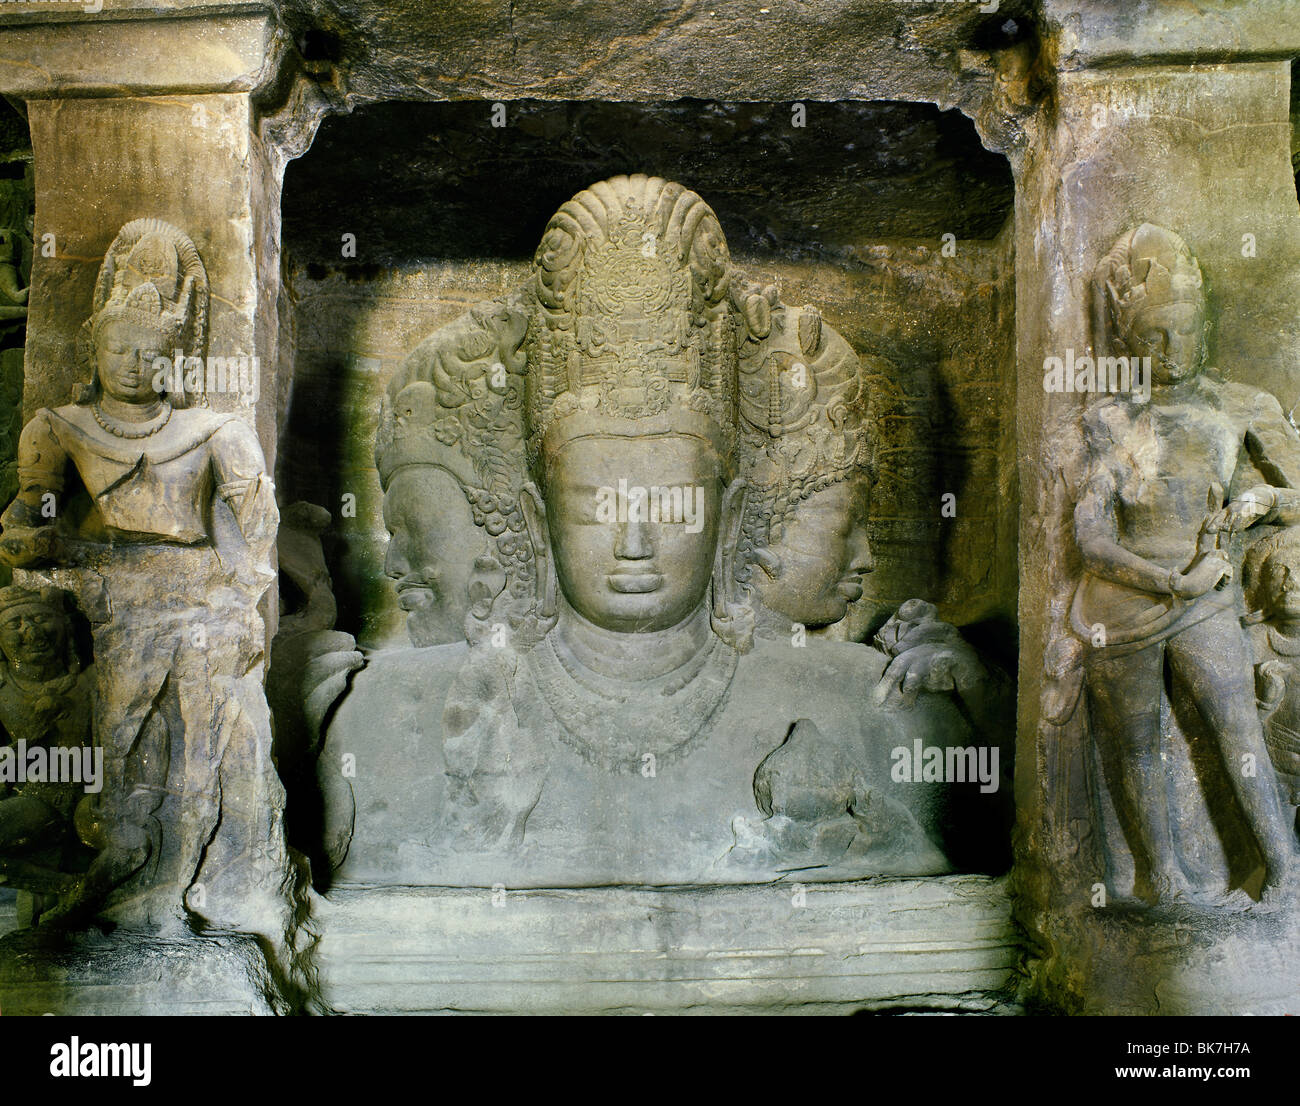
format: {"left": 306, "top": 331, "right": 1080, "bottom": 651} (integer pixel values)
{"left": 0, "top": 219, "right": 285, "bottom": 932}
{"left": 1244, "top": 527, "right": 1300, "bottom": 818}
{"left": 0, "top": 219, "right": 273, "bottom": 567}
{"left": 1073, "top": 223, "right": 1300, "bottom": 904}
{"left": 0, "top": 585, "right": 93, "bottom": 901}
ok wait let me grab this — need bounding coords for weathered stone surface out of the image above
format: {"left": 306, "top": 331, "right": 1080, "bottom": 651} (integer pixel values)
{"left": 1013, "top": 59, "right": 1300, "bottom": 1011}
{"left": 0, "top": 928, "right": 284, "bottom": 1015}
{"left": 274, "top": 0, "right": 1032, "bottom": 108}
{"left": 0, "top": 8, "right": 280, "bottom": 99}
{"left": 1041, "top": 0, "right": 1300, "bottom": 71}
{"left": 313, "top": 876, "right": 1020, "bottom": 1016}
{"left": 1032, "top": 904, "right": 1300, "bottom": 1016}
{"left": 0, "top": 584, "right": 94, "bottom": 907}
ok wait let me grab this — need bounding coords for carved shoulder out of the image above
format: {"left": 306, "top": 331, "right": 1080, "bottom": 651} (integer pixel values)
{"left": 208, "top": 414, "right": 269, "bottom": 485}
{"left": 1079, "top": 398, "right": 1129, "bottom": 457}
{"left": 16, "top": 406, "right": 70, "bottom": 482}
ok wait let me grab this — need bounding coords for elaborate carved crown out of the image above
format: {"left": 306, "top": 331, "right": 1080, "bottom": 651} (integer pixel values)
{"left": 525, "top": 174, "right": 737, "bottom": 471}
{"left": 1095, "top": 223, "right": 1204, "bottom": 349}
{"left": 375, "top": 381, "right": 479, "bottom": 491}
{"left": 734, "top": 283, "right": 872, "bottom": 516}
{"left": 379, "top": 298, "right": 530, "bottom": 505}
{"left": 81, "top": 219, "right": 208, "bottom": 362}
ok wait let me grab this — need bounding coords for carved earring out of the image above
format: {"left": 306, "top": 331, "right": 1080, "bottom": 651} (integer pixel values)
{"left": 520, "top": 483, "right": 557, "bottom": 622}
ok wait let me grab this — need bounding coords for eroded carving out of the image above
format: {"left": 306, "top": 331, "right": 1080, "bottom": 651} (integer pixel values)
{"left": 0, "top": 585, "right": 94, "bottom": 912}
{"left": 1244, "top": 527, "right": 1300, "bottom": 816}
{"left": 0, "top": 219, "right": 292, "bottom": 937}
{"left": 309, "top": 175, "right": 1010, "bottom": 888}
{"left": 1072, "top": 223, "right": 1300, "bottom": 906}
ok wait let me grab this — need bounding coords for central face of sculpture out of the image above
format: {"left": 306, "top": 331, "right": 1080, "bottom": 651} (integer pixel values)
{"left": 545, "top": 433, "right": 722, "bottom": 633}
{"left": 525, "top": 174, "right": 739, "bottom": 643}
{"left": 0, "top": 597, "right": 66, "bottom": 670}
{"left": 95, "top": 318, "right": 166, "bottom": 404}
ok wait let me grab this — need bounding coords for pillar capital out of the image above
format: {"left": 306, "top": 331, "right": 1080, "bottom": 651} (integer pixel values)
{"left": 1042, "top": 0, "right": 1300, "bottom": 71}
{"left": 0, "top": 2, "right": 286, "bottom": 99}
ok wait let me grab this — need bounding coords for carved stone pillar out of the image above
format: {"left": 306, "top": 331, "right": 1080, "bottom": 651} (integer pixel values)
{"left": 0, "top": 4, "right": 328, "bottom": 1012}
{"left": 0, "top": 4, "right": 318, "bottom": 468}
{"left": 1015, "top": 2, "right": 1300, "bottom": 1013}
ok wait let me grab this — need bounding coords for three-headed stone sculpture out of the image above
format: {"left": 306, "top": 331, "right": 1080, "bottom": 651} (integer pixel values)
{"left": 312, "top": 175, "right": 1007, "bottom": 888}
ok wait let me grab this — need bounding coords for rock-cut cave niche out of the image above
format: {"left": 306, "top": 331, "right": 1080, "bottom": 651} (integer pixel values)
{"left": 277, "top": 97, "right": 1018, "bottom": 875}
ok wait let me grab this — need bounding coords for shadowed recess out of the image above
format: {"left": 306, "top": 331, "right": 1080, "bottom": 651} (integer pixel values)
{"left": 283, "top": 99, "right": 1015, "bottom": 267}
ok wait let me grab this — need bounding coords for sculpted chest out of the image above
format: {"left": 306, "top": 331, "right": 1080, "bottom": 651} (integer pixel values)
{"left": 48, "top": 406, "right": 225, "bottom": 543}
{"left": 1111, "top": 403, "right": 1242, "bottom": 524}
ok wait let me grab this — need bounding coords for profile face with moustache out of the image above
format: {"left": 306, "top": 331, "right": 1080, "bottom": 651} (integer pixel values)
{"left": 381, "top": 464, "right": 491, "bottom": 647}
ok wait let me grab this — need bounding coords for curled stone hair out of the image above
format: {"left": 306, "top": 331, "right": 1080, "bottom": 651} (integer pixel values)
{"left": 1092, "top": 222, "right": 1205, "bottom": 364}
{"left": 524, "top": 173, "right": 738, "bottom": 481}
{"left": 731, "top": 290, "right": 874, "bottom": 589}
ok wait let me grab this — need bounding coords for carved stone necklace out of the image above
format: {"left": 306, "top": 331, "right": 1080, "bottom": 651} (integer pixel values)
{"left": 93, "top": 400, "right": 173, "bottom": 439}
{"left": 525, "top": 620, "right": 739, "bottom": 775}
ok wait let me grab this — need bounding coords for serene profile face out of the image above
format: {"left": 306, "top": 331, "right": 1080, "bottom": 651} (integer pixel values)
{"left": 1263, "top": 557, "right": 1300, "bottom": 622}
{"left": 758, "top": 476, "right": 873, "bottom": 628}
{"left": 544, "top": 434, "right": 722, "bottom": 633}
{"left": 1125, "top": 301, "right": 1205, "bottom": 386}
{"left": 0, "top": 601, "right": 67, "bottom": 671}
{"left": 382, "top": 465, "right": 486, "bottom": 646}
{"left": 95, "top": 318, "right": 167, "bottom": 405}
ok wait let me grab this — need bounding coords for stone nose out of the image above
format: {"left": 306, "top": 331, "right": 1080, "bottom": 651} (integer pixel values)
{"left": 615, "top": 515, "right": 653, "bottom": 560}
{"left": 384, "top": 539, "right": 410, "bottom": 579}
{"left": 847, "top": 528, "right": 874, "bottom": 576}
